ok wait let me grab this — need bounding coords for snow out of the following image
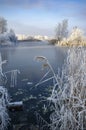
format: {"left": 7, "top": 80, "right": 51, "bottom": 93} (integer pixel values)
{"left": 8, "top": 101, "right": 23, "bottom": 107}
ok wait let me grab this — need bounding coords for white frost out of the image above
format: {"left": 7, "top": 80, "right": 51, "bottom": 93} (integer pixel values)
{"left": 36, "top": 46, "right": 86, "bottom": 130}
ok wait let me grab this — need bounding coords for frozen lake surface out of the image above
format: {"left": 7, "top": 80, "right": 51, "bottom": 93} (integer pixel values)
{"left": 0, "top": 41, "right": 67, "bottom": 129}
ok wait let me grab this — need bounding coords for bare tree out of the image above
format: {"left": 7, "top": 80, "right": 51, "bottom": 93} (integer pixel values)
{"left": 55, "top": 19, "right": 68, "bottom": 42}
{"left": 0, "top": 17, "right": 7, "bottom": 34}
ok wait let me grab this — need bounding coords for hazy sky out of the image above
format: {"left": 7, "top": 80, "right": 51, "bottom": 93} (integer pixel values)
{"left": 0, "top": 0, "right": 86, "bottom": 37}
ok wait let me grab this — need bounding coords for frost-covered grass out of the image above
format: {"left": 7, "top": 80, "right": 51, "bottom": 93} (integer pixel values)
{"left": 0, "top": 53, "right": 10, "bottom": 130}
{"left": 36, "top": 46, "right": 86, "bottom": 130}
{"left": 0, "top": 86, "right": 9, "bottom": 130}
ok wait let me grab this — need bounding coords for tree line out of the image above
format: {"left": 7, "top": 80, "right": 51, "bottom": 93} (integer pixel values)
{"left": 55, "top": 19, "right": 86, "bottom": 46}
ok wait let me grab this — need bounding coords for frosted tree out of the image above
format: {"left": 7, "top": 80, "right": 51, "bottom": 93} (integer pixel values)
{"left": 68, "top": 27, "right": 84, "bottom": 45}
{"left": 0, "top": 17, "right": 7, "bottom": 34}
{"left": 7, "top": 29, "right": 17, "bottom": 43}
{"left": 0, "top": 17, "right": 17, "bottom": 45}
{"left": 56, "top": 19, "right": 68, "bottom": 42}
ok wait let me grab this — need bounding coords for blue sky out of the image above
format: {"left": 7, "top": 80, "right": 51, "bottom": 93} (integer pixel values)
{"left": 0, "top": 0, "right": 86, "bottom": 37}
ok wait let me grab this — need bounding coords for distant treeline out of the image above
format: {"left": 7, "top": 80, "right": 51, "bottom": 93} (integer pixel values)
{"left": 18, "top": 39, "right": 42, "bottom": 42}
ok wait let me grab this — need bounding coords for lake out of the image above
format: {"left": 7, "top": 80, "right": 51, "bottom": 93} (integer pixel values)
{"left": 0, "top": 41, "right": 67, "bottom": 130}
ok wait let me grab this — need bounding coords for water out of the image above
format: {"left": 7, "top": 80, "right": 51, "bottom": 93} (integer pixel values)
{"left": 0, "top": 41, "right": 67, "bottom": 129}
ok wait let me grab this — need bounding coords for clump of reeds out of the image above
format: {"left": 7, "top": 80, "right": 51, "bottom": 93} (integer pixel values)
{"left": 0, "top": 86, "right": 9, "bottom": 130}
{"left": 35, "top": 46, "right": 86, "bottom": 130}
{"left": 0, "top": 53, "right": 10, "bottom": 130}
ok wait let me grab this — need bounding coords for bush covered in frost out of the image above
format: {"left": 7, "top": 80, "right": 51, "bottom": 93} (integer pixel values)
{"left": 0, "top": 31, "right": 17, "bottom": 46}
{"left": 58, "top": 27, "right": 86, "bottom": 46}
{"left": 0, "top": 16, "right": 17, "bottom": 46}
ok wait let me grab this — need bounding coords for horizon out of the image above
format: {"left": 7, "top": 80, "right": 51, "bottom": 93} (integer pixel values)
{"left": 0, "top": 0, "right": 86, "bottom": 37}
